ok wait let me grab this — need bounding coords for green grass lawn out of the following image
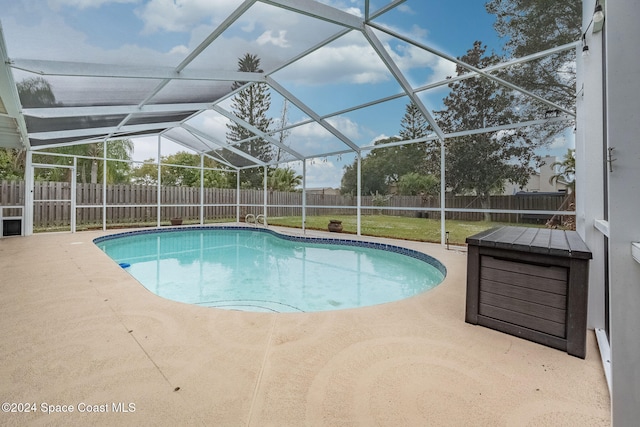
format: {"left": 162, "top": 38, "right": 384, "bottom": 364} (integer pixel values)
{"left": 35, "top": 215, "right": 544, "bottom": 246}
{"left": 267, "top": 215, "right": 542, "bottom": 245}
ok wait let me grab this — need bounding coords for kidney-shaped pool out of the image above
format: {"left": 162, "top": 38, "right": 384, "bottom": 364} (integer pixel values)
{"left": 94, "top": 227, "right": 446, "bottom": 313}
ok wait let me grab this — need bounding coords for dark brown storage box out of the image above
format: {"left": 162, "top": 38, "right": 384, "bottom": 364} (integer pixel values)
{"left": 465, "top": 226, "right": 592, "bottom": 358}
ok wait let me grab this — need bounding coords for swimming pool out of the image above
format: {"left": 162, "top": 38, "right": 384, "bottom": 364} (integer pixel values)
{"left": 94, "top": 227, "right": 446, "bottom": 313}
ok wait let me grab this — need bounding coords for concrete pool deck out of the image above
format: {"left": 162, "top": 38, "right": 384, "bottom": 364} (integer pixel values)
{"left": 0, "top": 225, "right": 610, "bottom": 426}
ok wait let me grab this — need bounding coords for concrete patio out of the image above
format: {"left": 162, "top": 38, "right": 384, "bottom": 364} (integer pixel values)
{"left": 0, "top": 226, "right": 610, "bottom": 426}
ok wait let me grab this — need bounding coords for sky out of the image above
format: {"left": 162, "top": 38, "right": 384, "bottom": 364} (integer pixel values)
{"left": 1, "top": 0, "right": 573, "bottom": 188}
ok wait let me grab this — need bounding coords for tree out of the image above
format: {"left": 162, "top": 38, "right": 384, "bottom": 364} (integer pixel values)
{"left": 36, "top": 139, "right": 134, "bottom": 184}
{"left": 131, "top": 160, "right": 158, "bottom": 185}
{"left": 399, "top": 101, "right": 431, "bottom": 140}
{"left": 274, "top": 99, "right": 292, "bottom": 163}
{"left": 340, "top": 150, "right": 389, "bottom": 195}
{"left": 486, "top": 0, "right": 581, "bottom": 143}
{"left": 436, "top": 41, "right": 542, "bottom": 220}
{"left": 549, "top": 148, "right": 575, "bottom": 192}
{"left": 0, "top": 77, "right": 58, "bottom": 180}
{"left": 17, "top": 77, "right": 57, "bottom": 108}
{"left": 0, "top": 149, "right": 24, "bottom": 181}
{"left": 132, "top": 152, "right": 230, "bottom": 188}
{"left": 268, "top": 166, "right": 302, "bottom": 192}
{"left": 4, "top": 78, "right": 135, "bottom": 184}
{"left": 340, "top": 100, "right": 440, "bottom": 195}
{"left": 225, "top": 53, "right": 273, "bottom": 188}
{"left": 397, "top": 172, "right": 439, "bottom": 196}
{"left": 340, "top": 137, "right": 406, "bottom": 195}
{"left": 399, "top": 101, "right": 439, "bottom": 175}
{"left": 340, "top": 105, "right": 437, "bottom": 195}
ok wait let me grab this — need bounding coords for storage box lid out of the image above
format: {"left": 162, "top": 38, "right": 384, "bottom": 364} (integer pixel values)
{"left": 466, "top": 226, "right": 592, "bottom": 259}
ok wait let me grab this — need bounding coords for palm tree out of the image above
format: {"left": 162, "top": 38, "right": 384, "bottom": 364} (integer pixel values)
{"left": 268, "top": 167, "right": 302, "bottom": 191}
{"left": 549, "top": 148, "right": 575, "bottom": 192}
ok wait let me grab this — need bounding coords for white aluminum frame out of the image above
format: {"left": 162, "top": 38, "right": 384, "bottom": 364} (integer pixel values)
{"left": 1, "top": 0, "right": 579, "bottom": 244}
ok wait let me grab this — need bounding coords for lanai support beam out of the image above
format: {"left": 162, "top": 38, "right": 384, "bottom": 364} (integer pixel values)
{"left": 357, "top": 153, "right": 362, "bottom": 236}
{"left": 263, "top": 166, "right": 268, "bottom": 222}
{"left": 200, "top": 154, "right": 204, "bottom": 225}
{"left": 156, "top": 135, "right": 162, "bottom": 227}
{"left": 212, "top": 104, "right": 305, "bottom": 161}
{"left": 363, "top": 25, "right": 447, "bottom": 243}
{"left": 24, "top": 150, "right": 33, "bottom": 236}
{"left": 440, "top": 138, "right": 446, "bottom": 246}
{"left": 260, "top": 0, "right": 362, "bottom": 29}
{"left": 267, "top": 77, "right": 361, "bottom": 153}
{"left": 302, "top": 159, "right": 307, "bottom": 233}
{"left": 236, "top": 171, "right": 241, "bottom": 223}
{"left": 71, "top": 157, "right": 77, "bottom": 233}
{"left": 102, "top": 140, "right": 107, "bottom": 231}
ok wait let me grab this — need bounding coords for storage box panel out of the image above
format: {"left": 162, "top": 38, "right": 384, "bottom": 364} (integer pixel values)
{"left": 480, "top": 279, "right": 567, "bottom": 309}
{"left": 480, "top": 257, "right": 567, "bottom": 295}
{"left": 481, "top": 255, "right": 567, "bottom": 281}
{"left": 478, "top": 304, "right": 566, "bottom": 337}
{"left": 479, "top": 291, "right": 567, "bottom": 324}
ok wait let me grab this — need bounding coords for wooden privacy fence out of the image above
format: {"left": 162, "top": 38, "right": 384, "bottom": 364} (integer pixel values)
{"left": 1, "top": 180, "right": 572, "bottom": 229}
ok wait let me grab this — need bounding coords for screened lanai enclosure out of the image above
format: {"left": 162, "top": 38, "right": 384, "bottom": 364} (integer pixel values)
{"left": 4, "top": 1, "right": 640, "bottom": 424}
{"left": 0, "top": 0, "right": 578, "bottom": 243}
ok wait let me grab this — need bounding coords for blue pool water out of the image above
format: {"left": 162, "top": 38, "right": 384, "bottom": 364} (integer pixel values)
{"left": 94, "top": 227, "right": 446, "bottom": 313}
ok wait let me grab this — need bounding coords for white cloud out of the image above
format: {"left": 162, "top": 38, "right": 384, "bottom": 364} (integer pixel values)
{"left": 277, "top": 39, "right": 391, "bottom": 85}
{"left": 132, "top": 136, "right": 186, "bottom": 162}
{"left": 2, "top": 11, "right": 184, "bottom": 67}
{"left": 409, "top": 24, "right": 428, "bottom": 39}
{"left": 47, "top": 0, "right": 136, "bottom": 10}
{"left": 342, "top": 7, "right": 362, "bottom": 17}
{"left": 392, "top": 44, "right": 456, "bottom": 85}
{"left": 257, "top": 30, "right": 290, "bottom": 48}
{"left": 168, "top": 44, "right": 189, "bottom": 56}
{"left": 241, "top": 20, "right": 256, "bottom": 33}
{"left": 274, "top": 25, "right": 454, "bottom": 89}
{"left": 314, "top": 1, "right": 362, "bottom": 17}
{"left": 397, "top": 4, "right": 416, "bottom": 15}
{"left": 372, "top": 133, "right": 392, "bottom": 143}
{"left": 326, "top": 116, "right": 360, "bottom": 140}
{"left": 199, "top": 114, "right": 230, "bottom": 142}
{"left": 135, "top": 0, "right": 237, "bottom": 34}
{"left": 429, "top": 57, "right": 457, "bottom": 83}
{"left": 550, "top": 135, "right": 567, "bottom": 149}
{"left": 291, "top": 159, "right": 342, "bottom": 189}
{"left": 291, "top": 116, "right": 361, "bottom": 141}
{"left": 12, "top": 0, "right": 448, "bottom": 93}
